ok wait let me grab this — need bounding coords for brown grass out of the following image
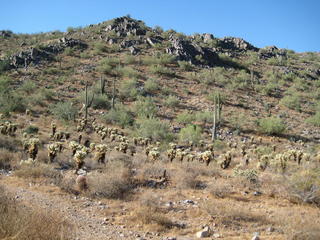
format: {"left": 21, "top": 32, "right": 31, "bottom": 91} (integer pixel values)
{"left": 0, "top": 186, "right": 75, "bottom": 240}
{"left": 15, "top": 163, "right": 62, "bottom": 181}
{"left": 87, "top": 161, "right": 134, "bottom": 199}
{"left": 0, "top": 148, "right": 20, "bottom": 170}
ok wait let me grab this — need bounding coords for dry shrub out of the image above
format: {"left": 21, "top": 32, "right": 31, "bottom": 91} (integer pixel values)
{"left": 87, "top": 161, "right": 134, "bottom": 199}
{"left": 0, "top": 148, "right": 19, "bottom": 170}
{"left": 131, "top": 205, "right": 174, "bottom": 232}
{"left": 209, "top": 179, "right": 234, "bottom": 198}
{"left": 203, "top": 200, "right": 270, "bottom": 229}
{"left": 0, "top": 186, "right": 74, "bottom": 240}
{"left": 15, "top": 163, "right": 62, "bottom": 181}
{"left": 55, "top": 174, "right": 79, "bottom": 195}
{"left": 0, "top": 135, "right": 21, "bottom": 151}
{"left": 174, "top": 166, "right": 204, "bottom": 189}
{"left": 285, "top": 168, "right": 320, "bottom": 206}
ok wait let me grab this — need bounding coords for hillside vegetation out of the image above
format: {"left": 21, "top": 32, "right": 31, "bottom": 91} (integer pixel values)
{"left": 0, "top": 16, "right": 320, "bottom": 239}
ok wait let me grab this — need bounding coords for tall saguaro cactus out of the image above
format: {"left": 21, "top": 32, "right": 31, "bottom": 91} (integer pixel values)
{"left": 100, "top": 76, "right": 106, "bottom": 95}
{"left": 84, "top": 81, "right": 94, "bottom": 122}
{"left": 211, "top": 93, "right": 222, "bottom": 141}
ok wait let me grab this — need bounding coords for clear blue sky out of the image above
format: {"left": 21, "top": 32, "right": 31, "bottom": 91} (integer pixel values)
{"left": 1, "top": 0, "right": 319, "bottom": 52}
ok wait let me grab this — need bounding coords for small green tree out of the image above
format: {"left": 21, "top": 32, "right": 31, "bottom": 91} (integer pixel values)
{"left": 258, "top": 117, "right": 286, "bottom": 135}
{"left": 179, "top": 124, "right": 202, "bottom": 145}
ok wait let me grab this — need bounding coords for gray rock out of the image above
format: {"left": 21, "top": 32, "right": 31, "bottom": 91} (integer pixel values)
{"left": 129, "top": 46, "right": 139, "bottom": 55}
{"left": 196, "top": 226, "right": 211, "bottom": 238}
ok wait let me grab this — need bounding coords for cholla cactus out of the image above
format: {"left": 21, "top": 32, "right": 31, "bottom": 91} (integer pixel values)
{"left": 200, "top": 150, "right": 214, "bottom": 166}
{"left": 257, "top": 154, "right": 269, "bottom": 171}
{"left": 26, "top": 138, "right": 40, "bottom": 160}
{"left": 47, "top": 143, "right": 60, "bottom": 163}
{"left": 167, "top": 148, "right": 176, "bottom": 162}
{"left": 94, "top": 144, "right": 108, "bottom": 164}
{"left": 272, "top": 153, "right": 287, "bottom": 172}
{"left": 74, "top": 149, "right": 87, "bottom": 173}
{"left": 175, "top": 148, "right": 186, "bottom": 162}
{"left": 119, "top": 142, "right": 128, "bottom": 153}
{"left": 69, "top": 141, "right": 80, "bottom": 156}
{"left": 51, "top": 122, "right": 57, "bottom": 137}
{"left": 220, "top": 151, "right": 232, "bottom": 169}
{"left": 90, "top": 143, "right": 96, "bottom": 152}
{"left": 148, "top": 148, "right": 160, "bottom": 162}
{"left": 0, "top": 121, "right": 17, "bottom": 136}
{"left": 185, "top": 152, "right": 196, "bottom": 162}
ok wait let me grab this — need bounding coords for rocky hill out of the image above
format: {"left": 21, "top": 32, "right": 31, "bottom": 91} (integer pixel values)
{"left": 0, "top": 16, "right": 320, "bottom": 240}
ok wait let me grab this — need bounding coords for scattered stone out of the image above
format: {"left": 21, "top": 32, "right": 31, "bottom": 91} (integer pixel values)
{"left": 129, "top": 46, "right": 139, "bottom": 55}
{"left": 266, "top": 226, "right": 275, "bottom": 232}
{"left": 253, "top": 191, "right": 262, "bottom": 196}
{"left": 196, "top": 226, "right": 211, "bottom": 238}
{"left": 252, "top": 232, "right": 260, "bottom": 240}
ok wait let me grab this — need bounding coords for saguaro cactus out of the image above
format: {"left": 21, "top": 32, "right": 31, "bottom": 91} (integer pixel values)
{"left": 84, "top": 81, "right": 94, "bottom": 122}
{"left": 100, "top": 76, "right": 106, "bottom": 95}
{"left": 211, "top": 93, "right": 222, "bottom": 140}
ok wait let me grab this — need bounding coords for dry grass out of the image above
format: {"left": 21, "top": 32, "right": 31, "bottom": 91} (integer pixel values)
{"left": 208, "top": 179, "right": 234, "bottom": 198}
{"left": 15, "top": 163, "right": 62, "bottom": 181}
{"left": 87, "top": 161, "right": 134, "bottom": 199}
{"left": 0, "top": 148, "right": 20, "bottom": 170}
{"left": 202, "top": 200, "right": 270, "bottom": 230}
{"left": 0, "top": 186, "right": 74, "bottom": 240}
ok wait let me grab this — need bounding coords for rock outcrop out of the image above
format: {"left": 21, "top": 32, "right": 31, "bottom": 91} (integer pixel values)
{"left": 8, "top": 37, "right": 87, "bottom": 68}
{"left": 166, "top": 36, "right": 219, "bottom": 66}
{"left": 219, "top": 37, "right": 258, "bottom": 52}
{"left": 0, "top": 30, "right": 13, "bottom": 38}
{"left": 104, "top": 16, "right": 148, "bottom": 37}
{"left": 259, "top": 45, "right": 287, "bottom": 59}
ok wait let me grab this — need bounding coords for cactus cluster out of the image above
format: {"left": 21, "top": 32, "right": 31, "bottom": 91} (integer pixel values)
{"left": 0, "top": 121, "right": 17, "bottom": 136}
{"left": 47, "top": 142, "right": 61, "bottom": 162}
{"left": 23, "top": 137, "right": 40, "bottom": 160}
{"left": 94, "top": 144, "right": 108, "bottom": 164}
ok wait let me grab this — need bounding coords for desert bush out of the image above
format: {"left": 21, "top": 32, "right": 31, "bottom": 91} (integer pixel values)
{"left": 87, "top": 161, "right": 134, "bottom": 199}
{"left": 0, "top": 135, "right": 20, "bottom": 151}
{"left": 51, "top": 101, "right": 77, "bottom": 121}
{"left": 0, "top": 148, "right": 17, "bottom": 170}
{"left": 306, "top": 111, "right": 320, "bottom": 127}
{"left": 195, "top": 111, "right": 214, "bottom": 124}
{"left": 149, "top": 64, "right": 175, "bottom": 77}
{"left": 0, "top": 186, "right": 74, "bottom": 240}
{"left": 163, "top": 95, "right": 179, "bottom": 108}
{"left": 0, "top": 59, "right": 11, "bottom": 73}
{"left": 144, "top": 78, "right": 160, "bottom": 95}
{"left": 174, "top": 166, "right": 203, "bottom": 189}
{"left": 178, "top": 124, "right": 202, "bottom": 145}
{"left": 280, "top": 94, "right": 302, "bottom": 111}
{"left": 123, "top": 54, "right": 137, "bottom": 65}
{"left": 134, "top": 117, "right": 173, "bottom": 142}
{"left": 104, "top": 104, "right": 134, "bottom": 128}
{"left": 142, "top": 54, "right": 175, "bottom": 66}
{"left": 91, "top": 94, "right": 110, "bottom": 109}
{"left": 117, "top": 66, "right": 139, "bottom": 78}
{"left": 209, "top": 180, "right": 233, "bottom": 198}
{"left": 93, "top": 42, "right": 107, "bottom": 54}
{"left": 286, "top": 168, "right": 320, "bottom": 206}
{"left": 20, "top": 80, "right": 36, "bottom": 94}
{"left": 176, "top": 111, "right": 195, "bottom": 125}
{"left": 133, "top": 97, "right": 158, "bottom": 118}
{"left": 178, "top": 60, "right": 193, "bottom": 71}
{"left": 119, "top": 78, "right": 140, "bottom": 100}
{"left": 15, "top": 163, "right": 62, "bottom": 180}
{"left": 131, "top": 205, "right": 174, "bottom": 232}
{"left": 258, "top": 117, "right": 286, "bottom": 135}
{"left": 24, "top": 125, "right": 39, "bottom": 134}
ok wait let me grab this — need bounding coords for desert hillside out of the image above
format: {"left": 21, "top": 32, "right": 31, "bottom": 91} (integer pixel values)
{"left": 0, "top": 16, "right": 320, "bottom": 240}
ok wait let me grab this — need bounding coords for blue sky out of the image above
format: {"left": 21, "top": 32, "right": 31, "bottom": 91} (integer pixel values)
{"left": 1, "top": 0, "right": 319, "bottom": 52}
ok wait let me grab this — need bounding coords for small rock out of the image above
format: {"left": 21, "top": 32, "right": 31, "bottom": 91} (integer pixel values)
{"left": 252, "top": 232, "right": 260, "bottom": 240}
{"left": 266, "top": 226, "right": 275, "bottom": 232}
{"left": 183, "top": 199, "right": 195, "bottom": 204}
{"left": 213, "top": 233, "right": 221, "bottom": 238}
{"left": 253, "top": 191, "right": 262, "bottom": 196}
{"left": 196, "top": 226, "right": 211, "bottom": 238}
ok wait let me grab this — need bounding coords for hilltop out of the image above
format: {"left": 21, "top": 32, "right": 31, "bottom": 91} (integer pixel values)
{"left": 0, "top": 16, "right": 320, "bottom": 240}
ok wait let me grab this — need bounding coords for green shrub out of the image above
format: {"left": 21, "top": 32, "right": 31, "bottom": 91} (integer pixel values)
{"left": 24, "top": 125, "right": 39, "bottom": 134}
{"left": 306, "top": 112, "right": 320, "bottom": 127}
{"left": 51, "top": 102, "right": 77, "bottom": 121}
{"left": 178, "top": 61, "right": 193, "bottom": 71}
{"left": 133, "top": 97, "right": 157, "bottom": 118}
{"left": 280, "top": 94, "right": 302, "bottom": 111}
{"left": 149, "top": 65, "right": 175, "bottom": 77}
{"left": 20, "top": 80, "right": 36, "bottom": 94}
{"left": 91, "top": 94, "right": 110, "bottom": 110}
{"left": 123, "top": 54, "right": 137, "bottom": 65}
{"left": 164, "top": 95, "right": 179, "bottom": 108}
{"left": 0, "top": 59, "right": 11, "bottom": 73}
{"left": 117, "top": 66, "right": 139, "bottom": 78}
{"left": 176, "top": 112, "right": 195, "bottom": 125}
{"left": 119, "top": 79, "right": 140, "bottom": 101}
{"left": 93, "top": 42, "right": 107, "bottom": 54}
{"left": 144, "top": 78, "right": 160, "bottom": 95}
{"left": 179, "top": 124, "right": 202, "bottom": 144}
{"left": 104, "top": 104, "right": 134, "bottom": 128}
{"left": 195, "top": 111, "right": 214, "bottom": 124}
{"left": 134, "top": 117, "right": 173, "bottom": 142}
{"left": 258, "top": 117, "right": 286, "bottom": 135}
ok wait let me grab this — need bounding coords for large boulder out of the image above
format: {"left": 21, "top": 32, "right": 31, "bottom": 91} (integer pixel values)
{"left": 259, "top": 45, "right": 287, "bottom": 59}
{"left": 166, "top": 36, "right": 219, "bottom": 66}
{"left": 0, "top": 30, "right": 13, "bottom": 38}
